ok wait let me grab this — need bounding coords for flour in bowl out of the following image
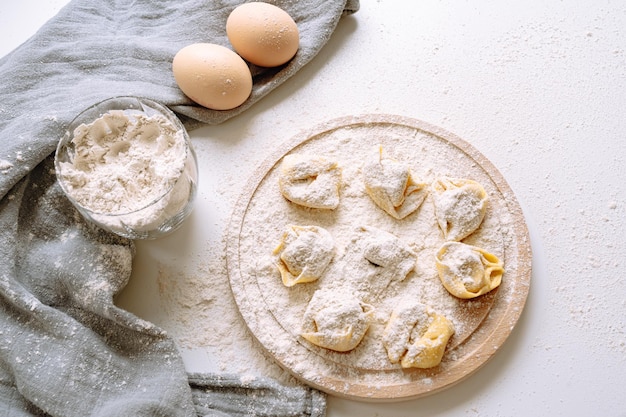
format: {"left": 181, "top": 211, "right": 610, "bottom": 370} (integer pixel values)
{"left": 57, "top": 109, "right": 195, "bottom": 235}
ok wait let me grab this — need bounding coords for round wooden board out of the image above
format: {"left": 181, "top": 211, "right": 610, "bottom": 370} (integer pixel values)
{"left": 226, "top": 114, "right": 532, "bottom": 401}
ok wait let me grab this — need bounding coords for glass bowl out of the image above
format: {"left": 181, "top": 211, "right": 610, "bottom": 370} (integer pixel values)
{"left": 54, "top": 96, "right": 198, "bottom": 240}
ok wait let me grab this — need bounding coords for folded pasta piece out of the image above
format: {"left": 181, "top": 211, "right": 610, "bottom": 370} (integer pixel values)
{"left": 401, "top": 314, "right": 455, "bottom": 369}
{"left": 382, "top": 300, "right": 454, "bottom": 369}
{"left": 273, "top": 225, "right": 335, "bottom": 287}
{"left": 435, "top": 241, "right": 504, "bottom": 299}
{"left": 278, "top": 153, "right": 342, "bottom": 209}
{"left": 363, "top": 145, "right": 428, "bottom": 219}
{"left": 431, "top": 177, "right": 488, "bottom": 241}
{"left": 361, "top": 225, "right": 416, "bottom": 280}
{"left": 300, "top": 288, "right": 373, "bottom": 352}
{"left": 346, "top": 225, "right": 417, "bottom": 301}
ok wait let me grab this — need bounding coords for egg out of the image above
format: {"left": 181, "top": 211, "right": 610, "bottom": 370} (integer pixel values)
{"left": 172, "top": 43, "right": 252, "bottom": 110}
{"left": 226, "top": 2, "right": 299, "bottom": 67}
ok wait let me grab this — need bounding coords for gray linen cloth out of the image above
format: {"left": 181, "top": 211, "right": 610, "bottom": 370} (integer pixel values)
{"left": 0, "top": 0, "right": 359, "bottom": 416}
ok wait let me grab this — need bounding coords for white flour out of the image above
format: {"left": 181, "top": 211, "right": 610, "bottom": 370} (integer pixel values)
{"left": 0, "top": 159, "right": 13, "bottom": 174}
{"left": 57, "top": 110, "right": 191, "bottom": 233}
{"left": 156, "top": 240, "right": 296, "bottom": 382}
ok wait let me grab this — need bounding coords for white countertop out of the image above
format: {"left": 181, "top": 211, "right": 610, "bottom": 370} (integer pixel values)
{"left": 3, "top": 1, "right": 626, "bottom": 416}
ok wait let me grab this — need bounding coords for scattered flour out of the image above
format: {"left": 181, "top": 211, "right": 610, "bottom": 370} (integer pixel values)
{"left": 0, "top": 159, "right": 13, "bottom": 174}
{"left": 155, "top": 240, "right": 296, "bottom": 383}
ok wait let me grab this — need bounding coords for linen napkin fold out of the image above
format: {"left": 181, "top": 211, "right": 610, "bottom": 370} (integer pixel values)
{"left": 0, "top": 0, "right": 359, "bottom": 415}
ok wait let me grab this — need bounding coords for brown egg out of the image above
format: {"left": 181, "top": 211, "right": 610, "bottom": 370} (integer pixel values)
{"left": 226, "top": 2, "right": 299, "bottom": 67}
{"left": 172, "top": 43, "right": 252, "bottom": 110}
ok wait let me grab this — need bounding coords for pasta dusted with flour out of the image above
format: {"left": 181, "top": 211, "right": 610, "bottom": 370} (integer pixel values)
{"left": 436, "top": 241, "right": 504, "bottom": 299}
{"left": 300, "top": 288, "right": 374, "bottom": 352}
{"left": 382, "top": 300, "right": 454, "bottom": 369}
{"left": 278, "top": 153, "right": 342, "bottom": 209}
{"left": 346, "top": 225, "right": 417, "bottom": 301}
{"left": 246, "top": 119, "right": 518, "bottom": 388}
{"left": 273, "top": 225, "right": 335, "bottom": 287}
{"left": 431, "top": 177, "right": 488, "bottom": 241}
{"left": 362, "top": 145, "right": 428, "bottom": 219}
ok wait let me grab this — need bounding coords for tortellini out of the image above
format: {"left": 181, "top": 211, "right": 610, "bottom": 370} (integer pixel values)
{"left": 435, "top": 241, "right": 504, "bottom": 299}
{"left": 273, "top": 225, "right": 335, "bottom": 287}
{"left": 300, "top": 288, "right": 374, "bottom": 352}
{"left": 382, "top": 300, "right": 454, "bottom": 369}
{"left": 270, "top": 149, "right": 506, "bottom": 367}
{"left": 278, "top": 153, "right": 342, "bottom": 209}
{"left": 431, "top": 177, "right": 488, "bottom": 241}
{"left": 346, "top": 226, "right": 417, "bottom": 300}
{"left": 363, "top": 145, "right": 429, "bottom": 219}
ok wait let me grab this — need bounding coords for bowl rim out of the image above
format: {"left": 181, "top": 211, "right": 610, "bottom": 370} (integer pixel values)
{"left": 54, "top": 96, "right": 196, "bottom": 218}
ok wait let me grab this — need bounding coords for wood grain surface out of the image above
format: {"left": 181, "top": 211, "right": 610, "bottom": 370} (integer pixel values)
{"left": 226, "top": 114, "right": 532, "bottom": 401}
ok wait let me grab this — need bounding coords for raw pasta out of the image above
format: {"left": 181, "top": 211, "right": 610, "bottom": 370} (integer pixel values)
{"left": 278, "top": 153, "right": 342, "bottom": 209}
{"left": 300, "top": 288, "right": 374, "bottom": 352}
{"left": 435, "top": 241, "right": 504, "bottom": 299}
{"left": 273, "top": 225, "right": 335, "bottom": 287}
{"left": 431, "top": 177, "right": 488, "bottom": 241}
{"left": 382, "top": 299, "right": 454, "bottom": 369}
{"left": 362, "top": 145, "right": 428, "bottom": 219}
